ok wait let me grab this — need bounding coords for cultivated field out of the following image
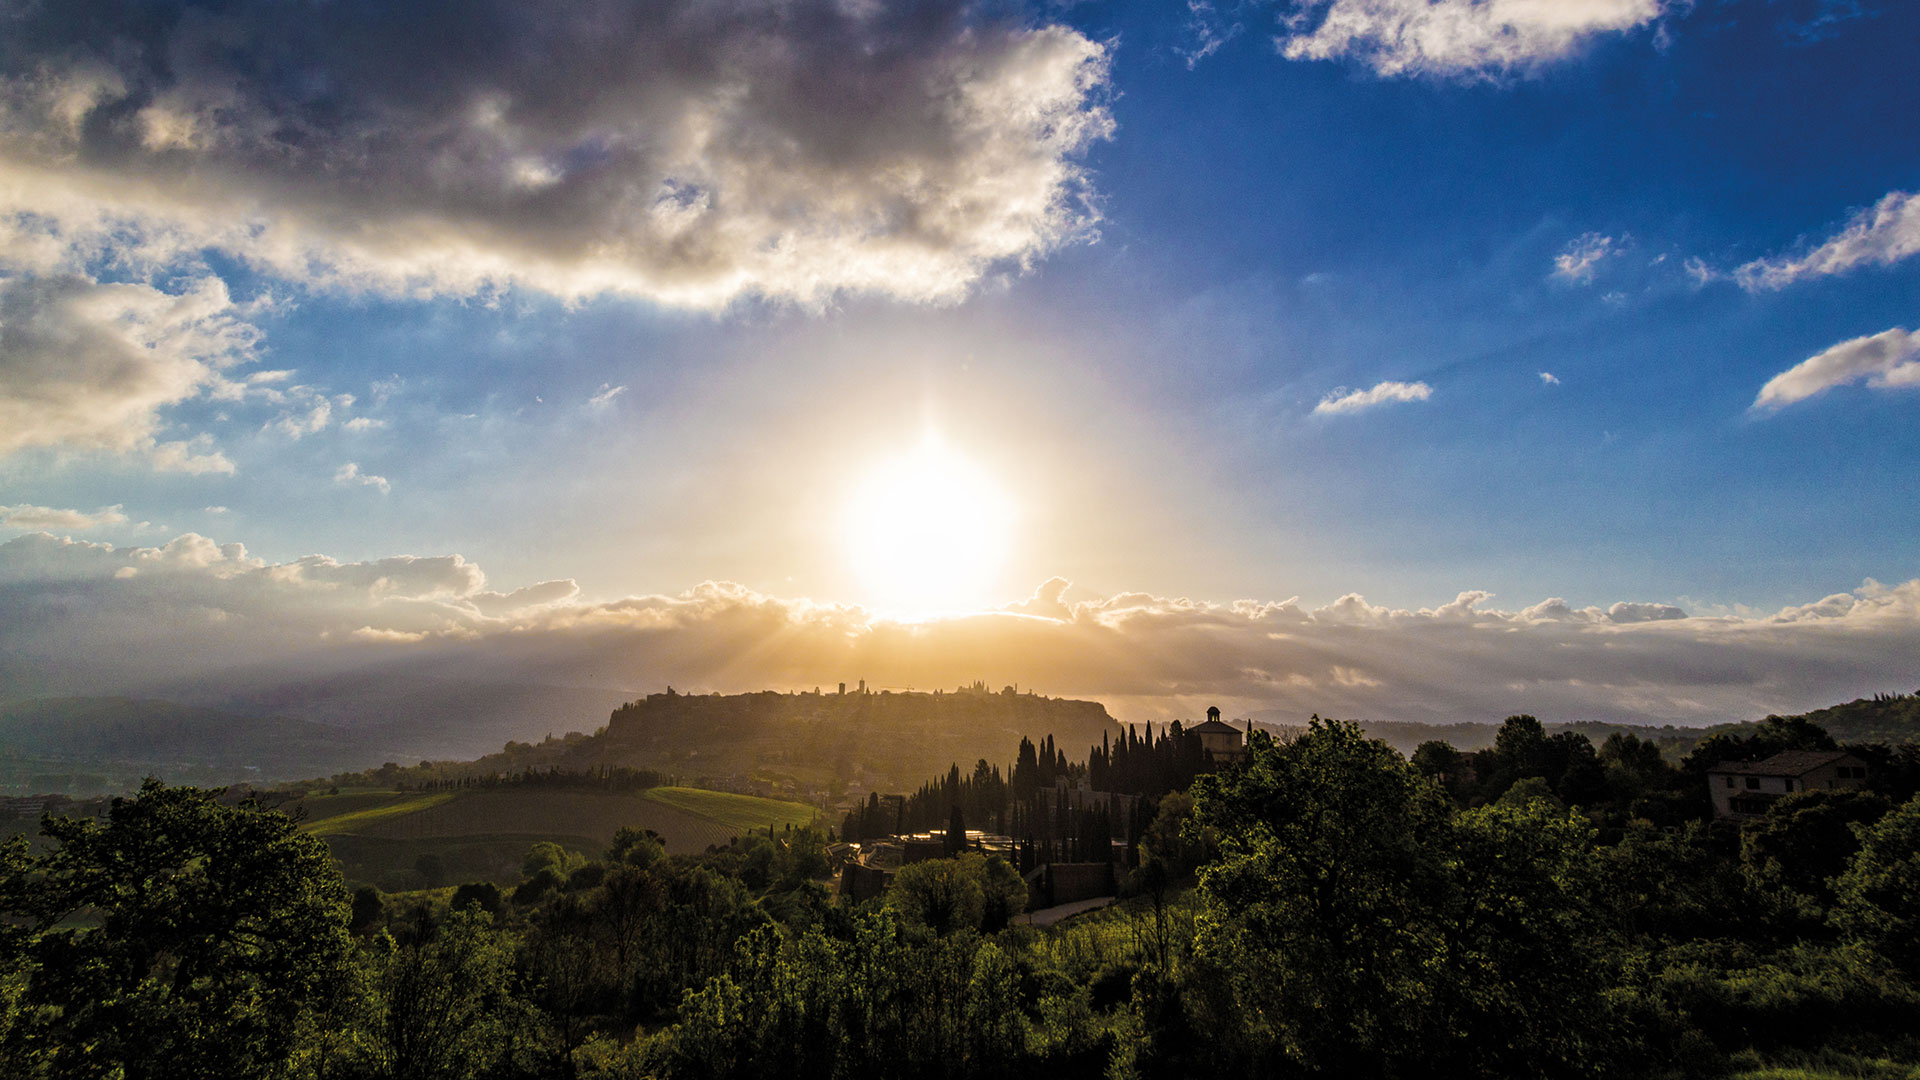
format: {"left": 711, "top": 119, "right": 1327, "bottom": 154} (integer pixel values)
{"left": 291, "top": 785, "right": 818, "bottom": 889}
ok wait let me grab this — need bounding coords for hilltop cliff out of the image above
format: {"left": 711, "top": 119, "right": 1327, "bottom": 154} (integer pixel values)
{"left": 596, "top": 687, "right": 1121, "bottom": 792}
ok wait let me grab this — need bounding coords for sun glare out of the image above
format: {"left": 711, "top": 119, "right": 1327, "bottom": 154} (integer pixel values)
{"left": 843, "top": 435, "right": 1014, "bottom": 618}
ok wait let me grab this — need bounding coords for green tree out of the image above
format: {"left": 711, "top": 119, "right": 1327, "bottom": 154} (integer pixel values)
{"left": 886, "top": 856, "right": 985, "bottom": 936}
{"left": 1741, "top": 789, "right": 1891, "bottom": 912}
{"left": 1832, "top": 794, "right": 1920, "bottom": 978}
{"left": 0, "top": 780, "right": 354, "bottom": 1080}
{"left": 358, "top": 906, "right": 535, "bottom": 1080}
{"left": 1190, "top": 720, "right": 1454, "bottom": 1073}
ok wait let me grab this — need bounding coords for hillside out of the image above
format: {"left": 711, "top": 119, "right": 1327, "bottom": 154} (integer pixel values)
{"left": 291, "top": 785, "right": 817, "bottom": 890}
{"left": 382, "top": 686, "right": 1126, "bottom": 795}
{"left": 1763, "top": 692, "right": 1920, "bottom": 745}
{"left": 591, "top": 687, "right": 1121, "bottom": 792}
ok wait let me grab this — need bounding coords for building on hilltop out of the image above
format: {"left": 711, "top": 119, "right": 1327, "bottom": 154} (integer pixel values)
{"left": 1189, "top": 704, "right": 1248, "bottom": 765}
{"left": 1706, "top": 749, "right": 1869, "bottom": 819}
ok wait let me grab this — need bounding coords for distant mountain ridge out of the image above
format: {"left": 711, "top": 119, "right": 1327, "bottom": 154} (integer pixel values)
{"left": 0, "top": 698, "right": 387, "bottom": 794}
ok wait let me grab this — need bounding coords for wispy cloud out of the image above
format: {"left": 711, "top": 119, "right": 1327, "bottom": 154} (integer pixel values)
{"left": 1736, "top": 190, "right": 1920, "bottom": 291}
{"left": 1753, "top": 327, "right": 1920, "bottom": 411}
{"left": 1553, "top": 233, "right": 1617, "bottom": 283}
{"left": 0, "top": 504, "right": 128, "bottom": 530}
{"left": 334, "top": 463, "right": 392, "bottom": 495}
{"left": 1276, "top": 0, "right": 1670, "bottom": 80}
{"left": 587, "top": 384, "right": 628, "bottom": 410}
{"left": 1539, "top": 372, "right": 1561, "bottom": 385}
{"left": 1314, "top": 379, "right": 1434, "bottom": 415}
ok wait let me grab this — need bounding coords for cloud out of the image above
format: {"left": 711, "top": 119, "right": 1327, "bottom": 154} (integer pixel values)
{"left": 0, "top": 273, "right": 254, "bottom": 469}
{"left": 0, "top": 0, "right": 1114, "bottom": 309}
{"left": 5, "top": 534, "right": 1920, "bottom": 739}
{"left": 1736, "top": 191, "right": 1920, "bottom": 291}
{"left": 1753, "top": 327, "right": 1920, "bottom": 411}
{"left": 343, "top": 417, "right": 385, "bottom": 432}
{"left": 1314, "top": 379, "right": 1434, "bottom": 415}
{"left": 266, "top": 398, "right": 333, "bottom": 440}
{"left": 1276, "top": 0, "right": 1670, "bottom": 79}
{"left": 334, "top": 462, "right": 392, "bottom": 495}
{"left": 0, "top": 503, "right": 127, "bottom": 530}
{"left": 587, "top": 384, "right": 628, "bottom": 410}
{"left": 1553, "top": 232, "right": 1616, "bottom": 283}
{"left": 1539, "top": 371, "right": 1560, "bottom": 385}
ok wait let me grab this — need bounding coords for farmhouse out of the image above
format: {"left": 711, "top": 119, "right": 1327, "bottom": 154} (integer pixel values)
{"left": 1706, "top": 750, "right": 1869, "bottom": 819}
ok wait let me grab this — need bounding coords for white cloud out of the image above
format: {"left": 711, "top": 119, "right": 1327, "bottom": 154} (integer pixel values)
{"left": 1753, "top": 326, "right": 1920, "bottom": 411}
{"left": 0, "top": 0, "right": 1114, "bottom": 309}
{"left": 1314, "top": 379, "right": 1434, "bottom": 415}
{"left": 0, "top": 274, "right": 255, "bottom": 468}
{"left": 1736, "top": 191, "right": 1920, "bottom": 291}
{"left": 1539, "top": 371, "right": 1560, "bottom": 385}
{"left": 587, "top": 384, "right": 628, "bottom": 410}
{"left": 266, "top": 398, "right": 333, "bottom": 440}
{"left": 343, "top": 417, "right": 386, "bottom": 432}
{"left": 5, "top": 533, "right": 1920, "bottom": 733}
{"left": 1277, "top": 0, "right": 1669, "bottom": 80}
{"left": 0, "top": 503, "right": 127, "bottom": 530}
{"left": 334, "top": 462, "right": 392, "bottom": 495}
{"left": 1553, "top": 232, "right": 1616, "bottom": 282}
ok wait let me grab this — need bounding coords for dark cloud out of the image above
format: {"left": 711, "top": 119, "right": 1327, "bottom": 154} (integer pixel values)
{"left": 0, "top": 0, "right": 1113, "bottom": 306}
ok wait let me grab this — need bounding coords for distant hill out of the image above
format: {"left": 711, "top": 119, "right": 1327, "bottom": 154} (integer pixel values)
{"left": 390, "top": 687, "right": 1125, "bottom": 795}
{"left": 593, "top": 687, "right": 1123, "bottom": 792}
{"left": 164, "top": 672, "right": 639, "bottom": 759}
{"left": 0, "top": 698, "right": 396, "bottom": 794}
{"left": 1756, "top": 692, "right": 1920, "bottom": 745}
{"left": 1318, "top": 692, "right": 1920, "bottom": 761}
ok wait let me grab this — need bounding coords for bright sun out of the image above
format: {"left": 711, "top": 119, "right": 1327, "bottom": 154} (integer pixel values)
{"left": 843, "top": 435, "right": 1014, "bottom": 617}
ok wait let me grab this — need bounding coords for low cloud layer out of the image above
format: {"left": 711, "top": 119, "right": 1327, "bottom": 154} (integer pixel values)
{"left": 1736, "top": 190, "right": 1920, "bottom": 291}
{"left": 0, "top": 0, "right": 1113, "bottom": 308}
{"left": 0, "top": 504, "right": 127, "bottom": 530}
{"left": 1754, "top": 326, "right": 1920, "bottom": 410}
{"left": 1277, "top": 0, "right": 1668, "bottom": 79}
{"left": 4, "top": 531, "right": 1916, "bottom": 739}
{"left": 1314, "top": 379, "right": 1433, "bottom": 415}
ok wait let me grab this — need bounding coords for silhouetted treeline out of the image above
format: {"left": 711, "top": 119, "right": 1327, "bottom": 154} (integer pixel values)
{"left": 841, "top": 722, "right": 1227, "bottom": 856}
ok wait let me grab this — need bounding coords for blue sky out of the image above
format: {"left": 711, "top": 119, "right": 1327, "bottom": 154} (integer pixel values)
{"left": 2, "top": 0, "right": 1917, "bottom": 729}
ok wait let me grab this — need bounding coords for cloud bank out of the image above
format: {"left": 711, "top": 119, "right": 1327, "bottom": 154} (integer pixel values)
{"left": 1276, "top": 0, "right": 1669, "bottom": 79}
{"left": 1754, "top": 326, "right": 1920, "bottom": 410}
{"left": 1736, "top": 191, "right": 1920, "bottom": 291}
{"left": 0, "top": 0, "right": 1114, "bottom": 308}
{"left": 1314, "top": 379, "right": 1434, "bottom": 415}
{"left": 5, "top": 531, "right": 1916, "bottom": 739}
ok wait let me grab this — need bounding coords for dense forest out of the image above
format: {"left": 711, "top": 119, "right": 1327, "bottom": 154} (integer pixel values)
{"left": 3, "top": 709, "right": 1920, "bottom": 1079}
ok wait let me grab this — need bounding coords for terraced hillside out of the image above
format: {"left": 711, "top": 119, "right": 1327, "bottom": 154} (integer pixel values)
{"left": 294, "top": 785, "right": 816, "bottom": 890}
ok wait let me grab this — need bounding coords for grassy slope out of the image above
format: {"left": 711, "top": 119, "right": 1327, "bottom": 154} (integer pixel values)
{"left": 641, "top": 786, "right": 819, "bottom": 834}
{"left": 293, "top": 785, "right": 817, "bottom": 888}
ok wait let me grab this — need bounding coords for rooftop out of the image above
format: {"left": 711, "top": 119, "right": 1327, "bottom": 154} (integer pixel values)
{"left": 1707, "top": 750, "right": 1858, "bottom": 777}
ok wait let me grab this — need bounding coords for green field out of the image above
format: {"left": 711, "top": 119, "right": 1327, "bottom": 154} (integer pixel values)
{"left": 641, "top": 786, "right": 819, "bottom": 834}
{"left": 289, "top": 785, "right": 818, "bottom": 890}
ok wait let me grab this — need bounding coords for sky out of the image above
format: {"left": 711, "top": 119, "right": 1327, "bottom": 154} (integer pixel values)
{"left": 3, "top": 0, "right": 1919, "bottom": 736}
